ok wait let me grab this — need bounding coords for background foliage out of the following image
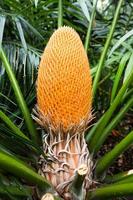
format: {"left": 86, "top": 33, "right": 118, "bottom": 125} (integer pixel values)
{"left": 0, "top": 0, "right": 133, "bottom": 199}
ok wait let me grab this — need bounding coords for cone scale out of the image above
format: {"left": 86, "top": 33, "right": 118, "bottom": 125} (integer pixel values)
{"left": 35, "top": 27, "right": 93, "bottom": 199}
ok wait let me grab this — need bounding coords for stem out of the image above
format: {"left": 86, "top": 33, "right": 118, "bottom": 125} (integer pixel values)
{"left": 122, "top": 88, "right": 133, "bottom": 103}
{"left": 0, "top": 150, "right": 51, "bottom": 191}
{"left": 111, "top": 52, "right": 131, "bottom": 103}
{"left": 88, "top": 183, "right": 133, "bottom": 199}
{"left": 58, "top": 0, "right": 63, "bottom": 27}
{"left": 116, "top": 174, "right": 133, "bottom": 184}
{"left": 105, "top": 170, "right": 133, "bottom": 183}
{"left": 84, "top": 0, "right": 98, "bottom": 52}
{"left": 0, "top": 110, "right": 42, "bottom": 154}
{"left": 0, "top": 47, "right": 38, "bottom": 144}
{"left": 71, "top": 164, "right": 88, "bottom": 199}
{"left": 93, "top": 0, "right": 124, "bottom": 97}
{"left": 95, "top": 130, "right": 133, "bottom": 177}
{"left": 89, "top": 96, "right": 133, "bottom": 153}
{"left": 0, "top": 110, "right": 29, "bottom": 140}
{"left": 0, "top": 185, "right": 31, "bottom": 197}
{"left": 89, "top": 70, "right": 133, "bottom": 154}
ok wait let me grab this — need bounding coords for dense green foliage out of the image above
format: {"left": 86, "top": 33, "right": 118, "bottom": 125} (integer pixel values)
{"left": 0, "top": 0, "right": 133, "bottom": 199}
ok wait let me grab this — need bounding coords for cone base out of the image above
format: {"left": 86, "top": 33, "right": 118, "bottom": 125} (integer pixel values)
{"left": 38, "top": 129, "right": 93, "bottom": 199}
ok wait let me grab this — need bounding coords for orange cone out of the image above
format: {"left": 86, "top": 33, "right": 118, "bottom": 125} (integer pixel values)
{"left": 36, "top": 26, "right": 93, "bottom": 199}
{"left": 37, "top": 26, "right": 92, "bottom": 131}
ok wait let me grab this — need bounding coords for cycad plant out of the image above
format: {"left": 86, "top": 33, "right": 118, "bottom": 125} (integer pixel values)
{"left": 0, "top": 0, "right": 133, "bottom": 200}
